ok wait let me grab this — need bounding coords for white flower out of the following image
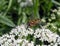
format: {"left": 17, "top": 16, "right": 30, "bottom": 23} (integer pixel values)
{"left": 20, "top": 2, "right": 27, "bottom": 7}
{"left": 26, "top": 0, "right": 33, "bottom": 6}
{"left": 27, "top": 41, "right": 34, "bottom": 46}
{"left": 34, "top": 28, "right": 41, "bottom": 38}
{"left": 10, "top": 35, "right": 15, "bottom": 38}
{"left": 57, "top": 37, "right": 60, "bottom": 43}
{"left": 20, "top": 0, "right": 33, "bottom": 7}
{"left": 16, "top": 44, "right": 20, "bottom": 46}
{"left": 28, "top": 28, "right": 34, "bottom": 35}
{"left": 57, "top": 11, "right": 60, "bottom": 15}
{"left": 21, "top": 39, "right": 29, "bottom": 46}
{"left": 51, "top": 9, "right": 57, "bottom": 12}
{"left": 16, "top": 39, "right": 23, "bottom": 43}
{"left": 3, "top": 38, "right": 7, "bottom": 42}
{"left": 54, "top": 43, "right": 58, "bottom": 46}
{"left": 0, "top": 24, "right": 60, "bottom": 46}
{"left": 26, "top": 0, "right": 32, "bottom": 2}
{"left": 48, "top": 19, "right": 52, "bottom": 22}
{"left": 10, "top": 28, "right": 18, "bottom": 35}
{"left": 16, "top": 26, "right": 21, "bottom": 32}
{"left": 41, "top": 45, "right": 48, "bottom": 46}
{"left": 36, "top": 45, "right": 40, "bottom": 46}
{"left": 58, "top": 28, "right": 60, "bottom": 32}
{"left": 51, "top": 13, "right": 56, "bottom": 20}
{"left": 41, "top": 18, "right": 46, "bottom": 22}
{"left": 19, "top": 24, "right": 27, "bottom": 31}
{"left": 4, "top": 42, "right": 9, "bottom": 46}
{"left": 18, "top": 0, "right": 21, "bottom": 3}
{"left": 7, "top": 39, "right": 12, "bottom": 43}
{"left": 0, "top": 40, "right": 3, "bottom": 44}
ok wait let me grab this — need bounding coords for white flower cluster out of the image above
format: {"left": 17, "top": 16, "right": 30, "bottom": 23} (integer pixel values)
{"left": 0, "top": 24, "right": 60, "bottom": 46}
{"left": 51, "top": 7, "right": 60, "bottom": 17}
{"left": 34, "top": 28, "right": 60, "bottom": 46}
{"left": 18, "top": 0, "right": 33, "bottom": 7}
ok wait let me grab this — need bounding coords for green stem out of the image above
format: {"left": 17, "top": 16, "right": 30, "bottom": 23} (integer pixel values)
{"left": 4, "top": 0, "right": 13, "bottom": 16}
{"left": 22, "top": 12, "right": 27, "bottom": 24}
{"left": 33, "top": 0, "right": 40, "bottom": 19}
{"left": 17, "top": 17, "right": 22, "bottom": 25}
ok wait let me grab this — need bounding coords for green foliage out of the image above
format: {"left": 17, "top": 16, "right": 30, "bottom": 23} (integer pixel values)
{"left": 0, "top": 0, "right": 60, "bottom": 35}
{"left": 0, "top": 0, "right": 7, "bottom": 11}
{"left": 0, "top": 15, "right": 15, "bottom": 27}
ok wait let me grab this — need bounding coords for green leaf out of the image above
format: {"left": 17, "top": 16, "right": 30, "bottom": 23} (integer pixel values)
{"left": 4, "top": 0, "right": 13, "bottom": 16}
{"left": 22, "top": 12, "right": 27, "bottom": 24}
{"left": 17, "top": 17, "right": 22, "bottom": 25}
{"left": 54, "top": 21, "right": 60, "bottom": 28}
{"left": 0, "top": 0, "right": 7, "bottom": 10}
{"left": 52, "top": 0, "right": 60, "bottom": 6}
{"left": 0, "top": 15, "right": 15, "bottom": 27}
{"left": 33, "top": 0, "right": 40, "bottom": 19}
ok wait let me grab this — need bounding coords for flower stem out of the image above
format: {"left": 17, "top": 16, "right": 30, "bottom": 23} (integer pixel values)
{"left": 33, "top": 0, "right": 40, "bottom": 19}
